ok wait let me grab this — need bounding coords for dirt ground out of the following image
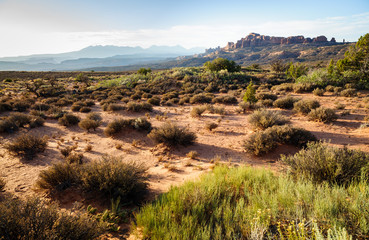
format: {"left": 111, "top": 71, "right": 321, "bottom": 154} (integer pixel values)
{"left": 1, "top": 91, "right": 369, "bottom": 209}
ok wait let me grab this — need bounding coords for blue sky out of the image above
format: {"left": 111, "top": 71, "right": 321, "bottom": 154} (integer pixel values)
{"left": 0, "top": 0, "right": 368, "bottom": 57}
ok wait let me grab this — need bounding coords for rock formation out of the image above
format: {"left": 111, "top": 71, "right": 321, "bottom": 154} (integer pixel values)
{"left": 223, "top": 33, "right": 335, "bottom": 51}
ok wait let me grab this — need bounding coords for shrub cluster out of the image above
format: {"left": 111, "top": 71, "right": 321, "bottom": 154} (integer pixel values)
{"left": 104, "top": 117, "right": 151, "bottom": 137}
{"left": 37, "top": 156, "right": 148, "bottom": 202}
{"left": 58, "top": 113, "right": 80, "bottom": 127}
{"left": 281, "top": 141, "right": 369, "bottom": 185}
{"left": 293, "top": 99, "right": 320, "bottom": 115}
{"left": 273, "top": 96, "right": 298, "bottom": 109}
{"left": 126, "top": 102, "right": 153, "bottom": 112}
{"left": 307, "top": 107, "right": 338, "bottom": 123}
{"left": 78, "top": 113, "right": 102, "bottom": 132}
{"left": 244, "top": 125, "right": 316, "bottom": 156}
{"left": 0, "top": 197, "right": 102, "bottom": 239}
{"left": 248, "top": 109, "right": 289, "bottom": 130}
{"left": 148, "top": 122, "right": 196, "bottom": 147}
{"left": 5, "top": 134, "right": 48, "bottom": 160}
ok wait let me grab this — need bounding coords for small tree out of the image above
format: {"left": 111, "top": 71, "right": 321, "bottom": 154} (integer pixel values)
{"left": 286, "top": 62, "right": 308, "bottom": 80}
{"left": 243, "top": 82, "right": 257, "bottom": 103}
{"left": 137, "top": 68, "right": 152, "bottom": 75}
{"left": 204, "top": 58, "right": 241, "bottom": 72}
{"left": 327, "top": 59, "right": 335, "bottom": 75}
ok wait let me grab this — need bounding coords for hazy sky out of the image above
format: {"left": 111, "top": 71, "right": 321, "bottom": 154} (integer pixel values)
{"left": 0, "top": 0, "right": 369, "bottom": 57}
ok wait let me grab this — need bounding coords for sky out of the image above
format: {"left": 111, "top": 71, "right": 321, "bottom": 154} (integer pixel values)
{"left": 0, "top": 0, "right": 369, "bottom": 57}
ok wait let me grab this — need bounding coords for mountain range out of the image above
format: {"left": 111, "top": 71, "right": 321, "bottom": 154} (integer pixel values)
{"left": 0, "top": 33, "right": 354, "bottom": 71}
{"left": 0, "top": 45, "right": 204, "bottom": 71}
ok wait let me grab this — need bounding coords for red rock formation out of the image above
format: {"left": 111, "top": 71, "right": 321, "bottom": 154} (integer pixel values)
{"left": 223, "top": 33, "right": 332, "bottom": 51}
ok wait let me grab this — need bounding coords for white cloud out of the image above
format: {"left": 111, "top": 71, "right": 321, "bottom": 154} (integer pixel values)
{"left": 0, "top": 12, "right": 368, "bottom": 57}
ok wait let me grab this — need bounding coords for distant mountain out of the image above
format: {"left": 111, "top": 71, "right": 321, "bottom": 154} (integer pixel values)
{"left": 0, "top": 45, "right": 205, "bottom": 71}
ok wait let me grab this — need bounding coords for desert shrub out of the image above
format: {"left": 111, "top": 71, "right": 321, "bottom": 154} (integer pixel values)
{"left": 281, "top": 141, "right": 369, "bottom": 185}
{"left": 293, "top": 99, "right": 320, "bottom": 115}
{"left": 80, "top": 156, "right": 148, "bottom": 201}
{"left": 334, "top": 86, "right": 343, "bottom": 94}
{"left": 134, "top": 165, "right": 366, "bottom": 239}
{"left": 308, "top": 107, "right": 338, "bottom": 123}
{"left": 58, "top": 113, "right": 80, "bottom": 126}
{"left": 104, "top": 118, "right": 151, "bottom": 137}
{"left": 206, "top": 105, "right": 225, "bottom": 115}
{"left": 244, "top": 125, "right": 316, "bottom": 156}
{"left": 37, "top": 162, "right": 79, "bottom": 190}
{"left": 255, "top": 92, "right": 278, "bottom": 101}
{"left": 86, "top": 112, "right": 102, "bottom": 122}
{"left": 257, "top": 99, "right": 274, "bottom": 107}
{"left": 29, "top": 116, "right": 45, "bottom": 128}
{"left": 66, "top": 153, "right": 84, "bottom": 164}
{"left": 212, "top": 95, "right": 237, "bottom": 104}
{"left": 205, "top": 122, "right": 218, "bottom": 131}
{"left": 31, "top": 103, "right": 51, "bottom": 111}
{"left": 271, "top": 83, "right": 294, "bottom": 92}
{"left": 248, "top": 109, "right": 289, "bottom": 130}
{"left": 84, "top": 100, "right": 95, "bottom": 106}
{"left": 104, "top": 119, "right": 132, "bottom": 137}
{"left": 0, "top": 102, "right": 12, "bottom": 112}
{"left": 104, "top": 103, "right": 124, "bottom": 112}
{"left": 55, "top": 98, "right": 73, "bottom": 107}
{"left": 127, "top": 102, "right": 153, "bottom": 112}
{"left": 190, "top": 106, "right": 207, "bottom": 118}
{"left": 79, "top": 106, "right": 92, "bottom": 113}
{"left": 60, "top": 146, "right": 73, "bottom": 158}
{"left": 148, "top": 122, "right": 196, "bottom": 147}
{"left": 46, "top": 106, "right": 65, "bottom": 119}
{"left": 293, "top": 83, "right": 315, "bottom": 93}
{"left": 313, "top": 88, "right": 325, "bottom": 96}
{"left": 0, "top": 197, "right": 102, "bottom": 239}
{"left": 12, "top": 101, "right": 30, "bottom": 112}
{"left": 5, "top": 134, "right": 47, "bottom": 159}
{"left": 238, "top": 102, "right": 259, "bottom": 113}
{"left": 71, "top": 102, "right": 85, "bottom": 112}
{"left": 8, "top": 112, "right": 31, "bottom": 128}
{"left": 79, "top": 119, "right": 101, "bottom": 132}
{"left": 0, "top": 119, "right": 18, "bottom": 133}
{"left": 189, "top": 93, "right": 212, "bottom": 104}
{"left": 325, "top": 85, "right": 335, "bottom": 92}
{"left": 340, "top": 88, "right": 357, "bottom": 97}
{"left": 147, "top": 97, "right": 161, "bottom": 106}
{"left": 273, "top": 96, "right": 298, "bottom": 109}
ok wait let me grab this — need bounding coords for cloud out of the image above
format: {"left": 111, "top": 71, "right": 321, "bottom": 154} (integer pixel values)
{"left": 0, "top": 12, "right": 368, "bottom": 57}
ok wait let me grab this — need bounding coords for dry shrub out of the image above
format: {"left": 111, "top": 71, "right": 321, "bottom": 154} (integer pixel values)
{"left": 190, "top": 106, "right": 207, "bottom": 118}
{"left": 308, "top": 107, "right": 338, "bottom": 123}
{"left": 273, "top": 96, "right": 298, "bottom": 109}
{"left": 79, "top": 119, "right": 101, "bottom": 132}
{"left": 5, "top": 134, "right": 48, "bottom": 160}
{"left": 340, "top": 88, "right": 357, "bottom": 97}
{"left": 313, "top": 88, "right": 325, "bottom": 96}
{"left": 0, "top": 197, "right": 102, "bottom": 239}
{"left": 37, "top": 162, "right": 79, "bottom": 191}
{"left": 281, "top": 141, "right": 369, "bottom": 185}
{"left": 293, "top": 99, "right": 320, "bottom": 115}
{"left": 66, "top": 153, "right": 84, "bottom": 164}
{"left": 104, "top": 118, "right": 151, "bottom": 137}
{"left": 79, "top": 106, "right": 92, "bottom": 113}
{"left": 186, "top": 151, "right": 199, "bottom": 159}
{"left": 148, "top": 122, "right": 196, "bottom": 147}
{"left": 248, "top": 109, "right": 289, "bottom": 130}
{"left": 0, "top": 178, "right": 5, "bottom": 191}
{"left": 205, "top": 122, "right": 218, "bottom": 131}
{"left": 244, "top": 125, "right": 316, "bottom": 156}
{"left": 189, "top": 93, "right": 212, "bottom": 104}
{"left": 127, "top": 102, "right": 153, "bottom": 112}
{"left": 58, "top": 114, "right": 80, "bottom": 126}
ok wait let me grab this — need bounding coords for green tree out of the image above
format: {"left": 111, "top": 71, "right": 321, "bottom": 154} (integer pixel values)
{"left": 327, "top": 59, "right": 335, "bottom": 75}
{"left": 137, "top": 68, "right": 152, "bottom": 75}
{"left": 204, "top": 58, "right": 241, "bottom": 72}
{"left": 243, "top": 82, "right": 257, "bottom": 103}
{"left": 286, "top": 62, "right": 308, "bottom": 80}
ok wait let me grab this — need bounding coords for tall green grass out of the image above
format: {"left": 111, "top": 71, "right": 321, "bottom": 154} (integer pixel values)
{"left": 134, "top": 166, "right": 368, "bottom": 239}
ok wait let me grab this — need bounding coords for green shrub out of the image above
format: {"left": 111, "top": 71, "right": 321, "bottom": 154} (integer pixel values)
{"left": 244, "top": 125, "right": 316, "bottom": 156}
{"left": 281, "top": 141, "right": 369, "bottom": 185}
{"left": 148, "top": 122, "right": 196, "bottom": 147}
{"left": 80, "top": 156, "right": 148, "bottom": 201}
{"left": 58, "top": 114, "right": 80, "bottom": 126}
{"left": 248, "top": 109, "right": 289, "bottom": 130}
{"left": 5, "top": 134, "right": 48, "bottom": 159}
{"left": 0, "top": 197, "right": 102, "bottom": 239}
{"left": 134, "top": 165, "right": 365, "bottom": 239}
{"left": 79, "top": 119, "right": 101, "bottom": 132}
{"left": 243, "top": 82, "right": 257, "bottom": 103}
{"left": 293, "top": 99, "right": 320, "bottom": 115}
{"left": 190, "top": 106, "right": 207, "bottom": 118}
{"left": 308, "top": 107, "right": 338, "bottom": 123}
{"left": 273, "top": 96, "right": 297, "bottom": 109}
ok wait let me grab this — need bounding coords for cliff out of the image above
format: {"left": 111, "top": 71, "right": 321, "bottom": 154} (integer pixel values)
{"left": 222, "top": 33, "right": 336, "bottom": 51}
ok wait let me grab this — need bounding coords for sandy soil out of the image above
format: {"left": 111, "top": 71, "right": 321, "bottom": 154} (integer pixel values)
{"left": 1, "top": 91, "right": 369, "bottom": 207}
